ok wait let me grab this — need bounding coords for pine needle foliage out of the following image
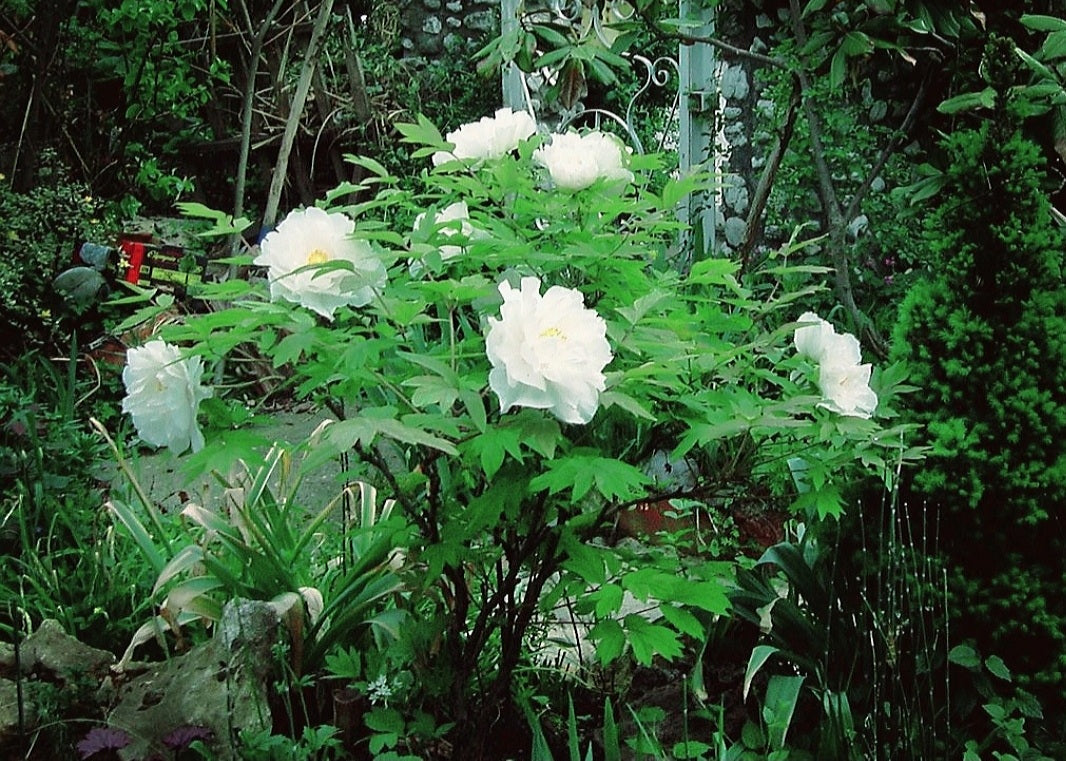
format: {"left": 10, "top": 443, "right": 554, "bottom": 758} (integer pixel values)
{"left": 891, "top": 114, "right": 1066, "bottom": 721}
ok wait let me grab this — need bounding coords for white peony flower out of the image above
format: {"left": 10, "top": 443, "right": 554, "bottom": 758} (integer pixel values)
{"left": 253, "top": 207, "right": 387, "bottom": 320}
{"left": 792, "top": 311, "right": 877, "bottom": 418}
{"left": 485, "top": 276, "right": 613, "bottom": 424}
{"left": 121, "top": 340, "right": 213, "bottom": 454}
{"left": 412, "top": 201, "right": 479, "bottom": 262}
{"left": 817, "top": 360, "right": 878, "bottom": 419}
{"left": 794, "top": 311, "right": 862, "bottom": 366}
{"left": 431, "top": 108, "right": 537, "bottom": 166}
{"left": 533, "top": 130, "right": 633, "bottom": 191}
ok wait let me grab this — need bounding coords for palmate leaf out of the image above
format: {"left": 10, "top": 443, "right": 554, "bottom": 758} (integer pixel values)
{"left": 529, "top": 454, "right": 650, "bottom": 502}
{"left": 624, "top": 614, "right": 682, "bottom": 665}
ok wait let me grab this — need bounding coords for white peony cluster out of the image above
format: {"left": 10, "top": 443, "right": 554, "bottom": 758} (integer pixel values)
{"left": 121, "top": 340, "right": 213, "bottom": 454}
{"left": 431, "top": 108, "right": 537, "bottom": 166}
{"left": 254, "top": 207, "right": 387, "bottom": 320}
{"left": 486, "top": 277, "right": 613, "bottom": 425}
{"left": 793, "top": 311, "right": 878, "bottom": 419}
{"left": 533, "top": 130, "right": 633, "bottom": 191}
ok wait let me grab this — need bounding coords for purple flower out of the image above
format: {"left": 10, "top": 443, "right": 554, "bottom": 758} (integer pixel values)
{"left": 77, "top": 727, "right": 131, "bottom": 759}
{"left": 162, "top": 725, "right": 214, "bottom": 750}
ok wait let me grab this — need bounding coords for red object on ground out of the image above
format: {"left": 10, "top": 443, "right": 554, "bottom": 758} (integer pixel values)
{"left": 119, "top": 233, "right": 152, "bottom": 284}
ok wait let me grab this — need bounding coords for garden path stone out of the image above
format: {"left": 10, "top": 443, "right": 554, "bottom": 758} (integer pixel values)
{"left": 118, "top": 409, "right": 344, "bottom": 515}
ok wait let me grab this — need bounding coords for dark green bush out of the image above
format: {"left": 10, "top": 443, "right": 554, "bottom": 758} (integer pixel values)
{"left": 0, "top": 152, "right": 112, "bottom": 352}
{"left": 892, "top": 119, "right": 1066, "bottom": 723}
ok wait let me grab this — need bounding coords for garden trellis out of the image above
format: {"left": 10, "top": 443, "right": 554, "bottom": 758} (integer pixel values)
{"left": 500, "top": 0, "right": 719, "bottom": 260}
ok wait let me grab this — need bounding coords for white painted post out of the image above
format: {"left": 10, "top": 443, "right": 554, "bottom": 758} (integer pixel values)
{"left": 500, "top": 0, "right": 527, "bottom": 112}
{"left": 678, "top": 0, "right": 716, "bottom": 261}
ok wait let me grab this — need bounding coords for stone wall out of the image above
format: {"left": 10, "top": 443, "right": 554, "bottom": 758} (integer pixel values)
{"left": 399, "top": 0, "right": 499, "bottom": 58}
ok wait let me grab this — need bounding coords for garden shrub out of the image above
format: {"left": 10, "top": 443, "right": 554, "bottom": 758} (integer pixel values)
{"left": 892, "top": 118, "right": 1066, "bottom": 723}
{"left": 0, "top": 152, "right": 112, "bottom": 353}
{"left": 105, "top": 108, "right": 916, "bottom": 755}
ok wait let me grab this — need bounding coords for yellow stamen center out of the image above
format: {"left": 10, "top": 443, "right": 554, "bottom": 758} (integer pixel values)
{"left": 306, "top": 248, "right": 330, "bottom": 265}
{"left": 539, "top": 326, "right": 566, "bottom": 340}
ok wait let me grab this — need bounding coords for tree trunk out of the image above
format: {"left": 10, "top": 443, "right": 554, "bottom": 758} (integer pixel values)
{"left": 261, "top": 0, "right": 336, "bottom": 231}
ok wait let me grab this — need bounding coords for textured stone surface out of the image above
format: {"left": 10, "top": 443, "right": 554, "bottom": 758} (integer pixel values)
{"left": 724, "top": 216, "right": 748, "bottom": 248}
{"left": 402, "top": 1, "right": 496, "bottom": 56}
{"left": 108, "top": 600, "right": 279, "bottom": 761}
{"left": 0, "top": 678, "right": 29, "bottom": 744}
{"left": 19, "top": 619, "right": 114, "bottom": 681}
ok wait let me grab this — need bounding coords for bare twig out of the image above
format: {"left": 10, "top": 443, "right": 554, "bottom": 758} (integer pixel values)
{"left": 740, "top": 77, "right": 802, "bottom": 271}
{"left": 262, "top": 0, "right": 336, "bottom": 231}
{"left": 231, "top": 0, "right": 287, "bottom": 267}
{"left": 788, "top": 0, "right": 890, "bottom": 358}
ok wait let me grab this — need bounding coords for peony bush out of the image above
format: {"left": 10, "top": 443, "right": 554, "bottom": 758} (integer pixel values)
{"left": 112, "top": 112, "right": 917, "bottom": 747}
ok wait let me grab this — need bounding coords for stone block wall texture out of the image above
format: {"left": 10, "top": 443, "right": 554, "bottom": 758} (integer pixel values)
{"left": 398, "top": 0, "right": 499, "bottom": 58}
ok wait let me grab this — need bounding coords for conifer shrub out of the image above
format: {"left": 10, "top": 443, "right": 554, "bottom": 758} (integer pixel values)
{"left": 892, "top": 118, "right": 1066, "bottom": 722}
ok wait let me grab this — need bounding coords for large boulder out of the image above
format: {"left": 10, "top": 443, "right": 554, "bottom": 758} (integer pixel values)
{"left": 107, "top": 599, "right": 280, "bottom": 761}
{"left": 0, "top": 619, "right": 115, "bottom": 748}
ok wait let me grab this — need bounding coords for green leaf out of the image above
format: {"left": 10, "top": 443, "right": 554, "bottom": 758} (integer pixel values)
{"left": 672, "top": 740, "right": 713, "bottom": 760}
{"left": 840, "top": 31, "right": 874, "bottom": 57}
{"left": 1021, "top": 14, "right": 1066, "bottom": 32}
{"left": 107, "top": 498, "right": 166, "bottom": 575}
{"left": 829, "top": 48, "right": 847, "bottom": 89}
{"left": 593, "top": 584, "right": 624, "bottom": 618}
{"left": 567, "top": 695, "right": 581, "bottom": 761}
{"left": 394, "top": 114, "right": 447, "bottom": 149}
{"left": 273, "top": 330, "right": 317, "bottom": 365}
{"left": 590, "top": 619, "right": 626, "bottom": 664}
{"left": 657, "top": 604, "right": 703, "bottom": 638}
{"left": 744, "top": 645, "right": 779, "bottom": 700}
{"left": 531, "top": 23, "right": 570, "bottom": 48}
{"left": 949, "top": 644, "right": 981, "bottom": 670}
{"left": 600, "top": 391, "right": 656, "bottom": 421}
{"left": 603, "top": 697, "right": 621, "bottom": 761}
{"left": 365, "top": 707, "right": 405, "bottom": 734}
{"left": 686, "top": 256, "right": 740, "bottom": 286}
{"left": 510, "top": 411, "right": 561, "bottom": 459}
{"left": 562, "top": 535, "right": 607, "bottom": 585}
{"left": 529, "top": 455, "right": 651, "bottom": 502}
{"left": 175, "top": 201, "right": 251, "bottom": 236}
{"left": 624, "top": 614, "right": 682, "bottom": 665}
{"left": 802, "top": 0, "right": 830, "bottom": 17}
{"left": 985, "top": 655, "right": 1012, "bottom": 681}
{"left": 937, "top": 87, "right": 997, "bottom": 114}
{"left": 763, "top": 674, "right": 805, "bottom": 751}
{"left": 1015, "top": 47, "right": 1058, "bottom": 82}
{"left": 1038, "top": 30, "right": 1066, "bottom": 61}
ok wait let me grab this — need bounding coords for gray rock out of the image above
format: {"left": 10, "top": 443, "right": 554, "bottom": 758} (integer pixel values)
{"left": 465, "top": 10, "right": 497, "bottom": 32}
{"left": 446, "top": 15, "right": 462, "bottom": 28}
{"left": 719, "top": 65, "right": 749, "bottom": 101}
{"left": 446, "top": 0, "right": 463, "bottom": 10}
{"left": 724, "top": 182, "right": 750, "bottom": 216}
{"left": 724, "top": 216, "right": 747, "bottom": 247}
{"left": 0, "top": 678, "right": 31, "bottom": 744}
{"left": 20, "top": 619, "right": 114, "bottom": 682}
{"left": 424, "top": 0, "right": 441, "bottom": 8}
{"left": 422, "top": 15, "right": 442, "bottom": 34}
{"left": 108, "top": 600, "right": 280, "bottom": 761}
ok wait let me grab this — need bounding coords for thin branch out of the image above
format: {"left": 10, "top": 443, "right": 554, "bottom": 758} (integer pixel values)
{"left": 740, "top": 77, "right": 802, "bottom": 271}
{"left": 788, "top": 0, "right": 888, "bottom": 358}
{"left": 843, "top": 75, "right": 929, "bottom": 224}
{"left": 634, "top": 5, "right": 790, "bottom": 70}
{"left": 262, "top": 0, "right": 336, "bottom": 231}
